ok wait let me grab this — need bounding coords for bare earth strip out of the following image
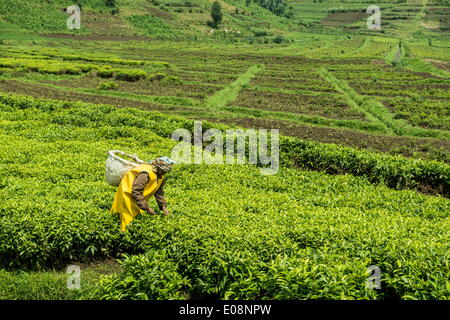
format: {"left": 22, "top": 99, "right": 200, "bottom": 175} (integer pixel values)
{"left": 196, "top": 117, "right": 450, "bottom": 163}
{"left": 0, "top": 79, "right": 201, "bottom": 113}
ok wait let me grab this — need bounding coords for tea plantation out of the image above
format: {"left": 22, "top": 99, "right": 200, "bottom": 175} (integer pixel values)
{"left": 0, "top": 0, "right": 449, "bottom": 300}
{"left": 0, "top": 93, "right": 448, "bottom": 299}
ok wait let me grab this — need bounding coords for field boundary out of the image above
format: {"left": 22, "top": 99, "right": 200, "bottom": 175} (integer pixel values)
{"left": 1, "top": 92, "right": 448, "bottom": 197}
{"left": 319, "top": 67, "right": 392, "bottom": 133}
{"left": 318, "top": 68, "right": 450, "bottom": 140}
{"left": 0, "top": 78, "right": 386, "bottom": 134}
{"left": 205, "top": 64, "right": 265, "bottom": 109}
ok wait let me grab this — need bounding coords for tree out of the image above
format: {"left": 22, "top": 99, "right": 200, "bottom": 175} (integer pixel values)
{"left": 210, "top": 1, "right": 223, "bottom": 28}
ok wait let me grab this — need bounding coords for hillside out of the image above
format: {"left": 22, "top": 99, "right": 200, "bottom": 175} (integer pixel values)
{"left": 0, "top": 0, "right": 449, "bottom": 41}
{"left": 0, "top": 0, "right": 290, "bottom": 40}
{"left": 0, "top": 93, "right": 448, "bottom": 300}
{"left": 0, "top": 0, "right": 449, "bottom": 302}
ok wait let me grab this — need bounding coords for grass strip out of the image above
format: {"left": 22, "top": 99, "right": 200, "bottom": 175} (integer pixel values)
{"left": 318, "top": 67, "right": 450, "bottom": 140}
{"left": 205, "top": 64, "right": 265, "bottom": 109}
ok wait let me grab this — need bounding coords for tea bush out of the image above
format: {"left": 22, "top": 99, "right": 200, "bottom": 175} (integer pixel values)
{"left": 0, "top": 58, "right": 96, "bottom": 75}
{"left": 96, "top": 250, "right": 190, "bottom": 300}
{"left": 0, "top": 92, "right": 448, "bottom": 299}
{"left": 148, "top": 72, "right": 166, "bottom": 81}
{"left": 99, "top": 81, "right": 119, "bottom": 90}
{"left": 161, "top": 75, "right": 181, "bottom": 84}
{"left": 96, "top": 67, "right": 115, "bottom": 79}
{"left": 114, "top": 69, "right": 147, "bottom": 82}
{"left": 0, "top": 92, "right": 448, "bottom": 196}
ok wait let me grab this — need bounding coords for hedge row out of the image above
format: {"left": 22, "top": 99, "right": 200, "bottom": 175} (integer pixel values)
{"left": 0, "top": 92, "right": 447, "bottom": 196}
{"left": 0, "top": 92, "right": 448, "bottom": 299}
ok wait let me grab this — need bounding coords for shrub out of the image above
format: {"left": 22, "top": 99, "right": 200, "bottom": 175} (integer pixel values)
{"left": 253, "top": 30, "right": 268, "bottom": 37}
{"left": 210, "top": 1, "right": 222, "bottom": 28}
{"left": 161, "top": 75, "right": 181, "bottom": 84}
{"left": 273, "top": 36, "right": 286, "bottom": 43}
{"left": 95, "top": 250, "right": 190, "bottom": 299}
{"left": 99, "top": 81, "right": 119, "bottom": 90}
{"left": 96, "top": 68, "right": 114, "bottom": 78}
{"left": 114, "top": 69, "right": 147, "bottom": 82}
{"left": 148, "top": 72, "right": 166, "bottom": 81}
{"left": 0, "top": 92, "right": 448, "bottom": 300}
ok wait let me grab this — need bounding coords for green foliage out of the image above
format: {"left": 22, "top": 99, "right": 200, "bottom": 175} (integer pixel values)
{"left": 280, "top": 137, "right": 450, "bottom": 195}
{"left": 0, "top": 268, "right": 100, "bottom": 299}
{"left": 0, "top": 92, "right": 448, "bottom": 300}
{"left": 273, "top": 35, "right": 286, "bottom": 43}
{"left": 148, "top": 72, "right": 167, "bottom": 81}
{"left": 210, "top": 1, "right": 223, "bottom": 29}
{"left": 126, "top": 15, "right": 180, "bottom": 39}
{"left": 252, "top": 0, "right": 286, "bottom": 16}
{"left": 402, "top": 57, "right": 450, "bottom": 79}
{"left": 99, "top": 81, "right": 119, "bottom": 90}
{"left": 318, "top": 67, "right": 450, "bottom": 140}
{"left": 252, "top": 29, "right": 269, "bottom": 37}
{"left": 0, "top": 58, "right": 95, "bottom": 75}
{"left": 105, "top": 0, "right": 116, "bottom": 7}
{"left": 161, "top": 75, "right": 181, "bottom": 84}
{"left": 95, "top": 250, "right": 189, "bottom": 299}
{"left": 114, "top": 69, "right": 147, "bottom": 82}
{"left": 96, "top": 67, "right": 114, "bottom": 78}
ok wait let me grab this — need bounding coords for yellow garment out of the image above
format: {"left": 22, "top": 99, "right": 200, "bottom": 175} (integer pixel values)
{"left": 110, "top": 164, "right": 164, "bottom": 232}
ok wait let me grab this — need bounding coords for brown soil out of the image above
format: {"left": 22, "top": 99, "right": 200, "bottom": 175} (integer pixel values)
{"left": 74, "top": 258, "right": 122, "bottom": 275}
{"left": 0, "top": 80, "right": 204, "bottom": 113}
{"left": 167, "top": 70, "right": 237, "bottom": 85}
{"left": 149, "top": 7, "right": 174, "bottom": 20}
{"left": 349, "top": 81, "right": 450, "bottom": 98}
{"left": 195, "top": 117, "right": 450, "bottom": 163}
{"left": 250, "top": 77, "right": 337, "bottom": 93}
{"left": 46, "top": 74, "right": 223, "bottom": 101}
{"left": 233, "top": 89, "right": 368, "bottom": 121}
{"left": 81, "top": 12, "right": 136, "bottom": 37}
{"left": 425, "top": 59, "right": 450, "bottom": 72}
{"left": 321, "top": 12, "right": 367, "bottom": 26}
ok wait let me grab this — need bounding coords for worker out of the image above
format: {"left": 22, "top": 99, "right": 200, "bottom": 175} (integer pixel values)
{"left": 110, "top": 156, "right": 175, "bottom": 232}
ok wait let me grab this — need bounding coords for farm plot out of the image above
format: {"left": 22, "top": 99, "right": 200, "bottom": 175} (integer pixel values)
{"left": 197, "top": 116, "right": 450, "bottom": 163}
{"left": 0, "top": 80, "right": 179, "bottom": 112}
{"left": 45, "top": 74, "right": 223, "bottom": 102}
{"left": 348, "top": 81, "right": 450, "bottom": 98}
{"left": 250, "top": 76, "right": 337, "bottom": 92}
{"left": 332, "top": 70, "right": 425, "bottom": 81}
{"left": 383, "top": 97, "right": 450, "bottom": 131}
{"left": 324, "top": 60, "right": 450, "bottom": 138}
{"left": 168, "top": 70, "right": 238, "bottom": 85}
{"left": 320, "top": 11, "right": 367, "bottom": 27}
{"left": 231, "top": 88, "right": 369, "bottom": 121}
{"left": 0, "top": 92, "right": 449, "bottom": 300}
{"left": 249, "top": 68, "right": 337, "bottom": 93}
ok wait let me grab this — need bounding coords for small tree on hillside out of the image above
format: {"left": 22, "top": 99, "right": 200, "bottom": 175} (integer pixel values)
{"left": 105, "top": 0, "right": 116, "bottom": 7}
{"left": 210, "top": 1, "right": 223, "bottom": 28}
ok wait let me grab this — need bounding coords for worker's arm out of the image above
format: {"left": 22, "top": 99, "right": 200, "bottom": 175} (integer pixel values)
{"left": 155, "top": 178, "right": 169, "bottom": 215}
{"left": 132, "top": 172, "right": 155, "bottom": 214}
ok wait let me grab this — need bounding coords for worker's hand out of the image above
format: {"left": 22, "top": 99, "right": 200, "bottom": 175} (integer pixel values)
{"left": 162, "top": 206, "right": 170, "bottom": 216}
{"left": 146, "top": 207, "right": 156, "bottom": 215}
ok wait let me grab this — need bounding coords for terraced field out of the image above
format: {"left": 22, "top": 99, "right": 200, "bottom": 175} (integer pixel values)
{"left": 0, "top": 0, "right": 449, "bottom": 302}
